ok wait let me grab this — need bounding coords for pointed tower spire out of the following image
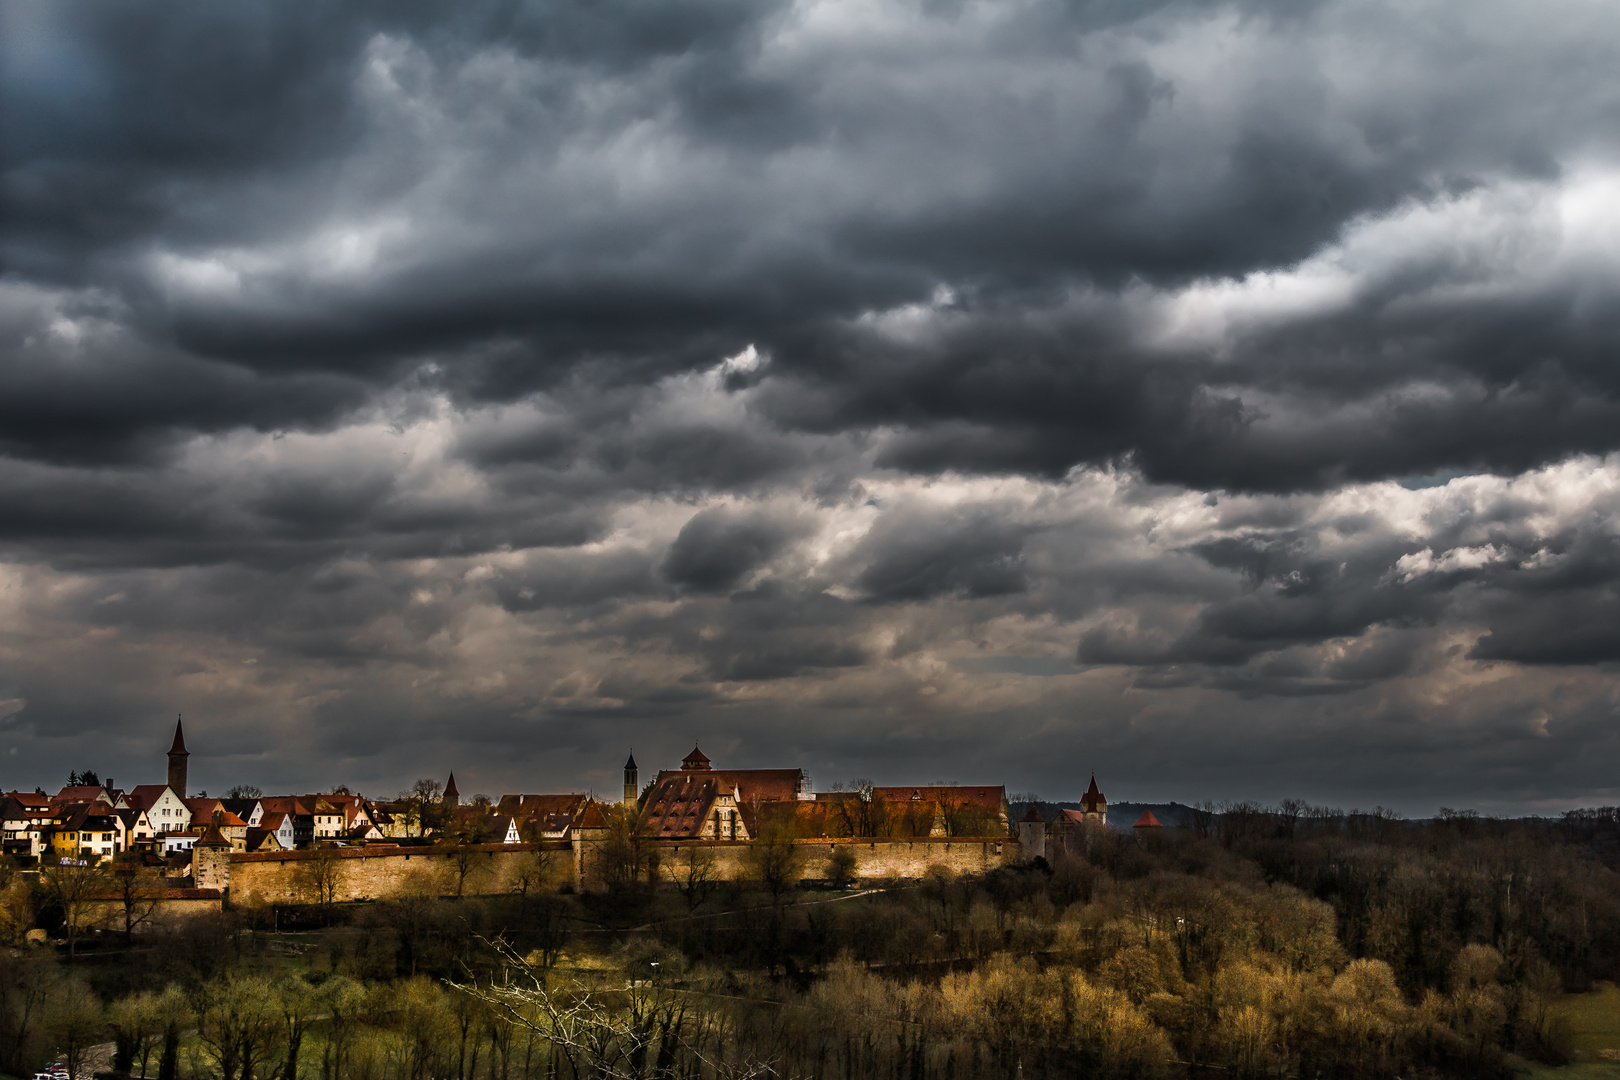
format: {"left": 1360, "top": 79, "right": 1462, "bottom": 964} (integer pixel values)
{"left": 167, "top": 714, "right": 190, "bottom": 797}
{"left": 443, "top": 772, "right": 460, "bottom": 809}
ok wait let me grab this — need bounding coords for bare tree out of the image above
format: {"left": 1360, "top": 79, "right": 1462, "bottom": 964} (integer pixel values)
{"left": 45, "top": 976, "right": 102, "bottom": 1080}
{"left": 666, "top": 844, "right": 720, "bottom": 911}
{"left": 274, "top": 975, "right": 317, "bottom": 1080}
{"left": 453, "top": 937, "right": 780, "bottom": 1080}
{"left": 743, "top": 821, "right": 802, "bottom": 904}
{"left": 195, "top": 973, "right": 283, "bottom": 1080}
{"left": 833, "top": 780, "right": 891, "bottom": 838}
{"left": 596, "top": 805, "right": 657, "bottom": 891}
{"left": 294, "top": 847, "right": 344, "bottom": 922}
{"left": 40, "top": 861, "right": 104, "bottom": 960}
{"left": 448, "top": 844, "right": 493, "bottom": 898}
{"left": 401, "top": 778, "right": 445, "bottom": 838}
{"left": 109, "top": 856, "right": 165, "bottom": 939}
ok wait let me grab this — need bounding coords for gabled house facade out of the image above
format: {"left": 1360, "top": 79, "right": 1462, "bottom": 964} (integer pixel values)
{"left": 127, "top": 785, "right": 191, "bottom": 834}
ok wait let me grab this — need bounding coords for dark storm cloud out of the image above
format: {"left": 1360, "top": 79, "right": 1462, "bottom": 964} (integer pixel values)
{"left": 6, "top": 0, "right": 1620, "bottom": 810}
{"left": 662, "top": 506, "right": 804, "bottom": 593}
{"left": 5, "top": 0, "right": 1620, "bottom": 484}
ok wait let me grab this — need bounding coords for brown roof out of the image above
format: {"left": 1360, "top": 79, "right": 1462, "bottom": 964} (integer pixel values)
{"left": 871, "top": 786, "right": 1006, "bottom": 811}
{"left": 196, "top": 822, "right": 231, "bottom": 848}
{"left": 577, "top": 802, "right": 608, "bottom": 829}
{"left": 1021, "top": 805, "right": 1044, "bottom": 823}
{"left": 259, "top": 811, "right": 289, "bottom": 831}
{"left": 1134, "top": 810, "right": 1164, "bottom": 829}
{"left": 444, "top": 773, "right": 459, "bottom": 798}
{"left": 259, "top": 796, "right": 339, "bottom": 817}
{"left": 638, "top": 775, "right": 726, "bottom": 839}
{"left": 244, "top": 828, "right": 282, "bottom": 852}
{"left": 1080, "top": 776, "right": 1106, "bottom": 811}
{"left": 655, "top": 768, "right": 806, "bottom": 805}
{"left": 681, "top": 744, "right": 712, "bottom": 769}
{"left": 53, "top": 785, "right": 113, "bottom": 806}
{"left": 495, "top": 793, "right": 587, "bottom": 818}
{"left": 168, "top": 717, "right": 188, "bottom": 756}
{"left": 125, "top": 785, "right": 175, "bottom": 810}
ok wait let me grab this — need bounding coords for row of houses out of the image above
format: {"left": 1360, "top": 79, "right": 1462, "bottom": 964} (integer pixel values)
{"left": 6, "top": 722, "right": 1138, "bottom": 886}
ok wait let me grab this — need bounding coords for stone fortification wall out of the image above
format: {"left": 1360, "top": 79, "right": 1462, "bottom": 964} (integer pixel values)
{"left": 226, "top": 836, "right": 1021, "bottom": 904}
{"left": 628, "top": 836, "right": 1018, "bottom": 887}
{"left": 227, "top": 843, "right": 572, "bottom": 905}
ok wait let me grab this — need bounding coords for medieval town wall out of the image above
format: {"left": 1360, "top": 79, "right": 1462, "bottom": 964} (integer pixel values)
{"left": 224, "top": 836, "right": 1023, "bottom": 904}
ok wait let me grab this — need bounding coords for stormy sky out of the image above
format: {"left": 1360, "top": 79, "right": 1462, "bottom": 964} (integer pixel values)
{"left": 4, "top": 0, "right": 1620, "bottom": 813}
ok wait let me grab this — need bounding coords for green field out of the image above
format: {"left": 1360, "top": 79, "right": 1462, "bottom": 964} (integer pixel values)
{"left": 1524, "top": 983, "right": 1620, "bottom": 1080}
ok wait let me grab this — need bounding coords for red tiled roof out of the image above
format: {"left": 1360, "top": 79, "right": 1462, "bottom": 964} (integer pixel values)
{"left": 681, "top": 744, "right": 711, "bottom": 770}
{"left": 53, "top": 785, "right": 112, "bottom": 805}
{"left": 495, "top": 793, "right": 587, "bottom": 818}
{"left": 125, "top": 785, "right": 175, "bottom": 810}
{"left": 656, "top": 768, "right": 806, "bottom": 805}
{"left": 577, "top": 802, "right": 608, "bottom": 829}
{"left": 1134, "top": 810, "right": 1164, "bottom": 829}
{"left": 196, "top": 823, "right": 231, "bottom": 848}
{"left": 638, "top": 775, "right": 726, "bottom": 839}
{"left": 871, "top": 786, "right": 1006, "bottom": 811}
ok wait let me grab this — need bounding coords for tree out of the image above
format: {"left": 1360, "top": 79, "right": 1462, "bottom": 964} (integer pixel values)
{"left": 596, "top": 805, "right": 657, "bottom": 891}
{"left": 274, "top": 976, "right": 318, "bottom": 1080}
{"left": 40, "top": 861, "right": 104, "bottom": 960}
{"left": 225, "top": 785, "right": 262, "bottom": 800}
{"left": 65, "top": 770, "right": 100, "bottom": 788}
{"left": 666, "top": 844, "right": 720, "bottom": 911}
{"left": 108, "top": 992, "right": 164, "bottom": 1078}
{"left": 401, "top": 779, "right": 445, "bottom": 838}
{"left": 154, "top": 986, "right": 188, "bottom": 1080}
{"left": 827, "top": 846, "right": 859, "bottom": 889}
{"left": 833, "top": 780, "right": 891, "bottom": 838}
{"left": 744, "top": 820, "right": 802, "bottom": 903}
{"left": 109, "top": 856, "right": 165, "bottom": 939}
{"left": 294, "top": 847, "right": 344, "bottom": 922}
{"left": 196, "top": 973, "right": 283, "bottom": 1080}
{"left": 448, "top": 844, "right": 493, "bottom": 898}
{"left": 0, "top": 953, "right": 58, "bottom": 1076}
{"left": 44, "top": 977, "right": 102, "bottom": 1080}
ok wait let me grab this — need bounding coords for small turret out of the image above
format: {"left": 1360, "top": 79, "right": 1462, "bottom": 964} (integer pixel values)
{"left": 680, "top": 744, "right": 711, "bottom": 771}
{"left": 443, "top": 773, "right": 460, "bottom": 810}
{"left": 623, "top": 752, "right": 639, "bottom": 805}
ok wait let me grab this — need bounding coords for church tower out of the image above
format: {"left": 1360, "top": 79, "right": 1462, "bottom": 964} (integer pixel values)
{"left": 443, "top": 773, "right": 460, "bottom": 810}
{"left": 167, "top": 716, "right": 189, "bottom": 797}
{"left": 623, "top": 752, "right": 639, "bottom": 805}
{"left": 1080, "top": 775, "right": 1107, "bottom": 826}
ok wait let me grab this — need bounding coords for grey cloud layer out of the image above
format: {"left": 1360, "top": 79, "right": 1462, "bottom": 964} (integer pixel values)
{"left": 3, "top": 0, "right": 1620, "bottom": 808}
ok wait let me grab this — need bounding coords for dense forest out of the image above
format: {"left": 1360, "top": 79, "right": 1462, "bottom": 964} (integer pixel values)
{"left": 6, "top": 805, "right": 1620, "bottom": 1080}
